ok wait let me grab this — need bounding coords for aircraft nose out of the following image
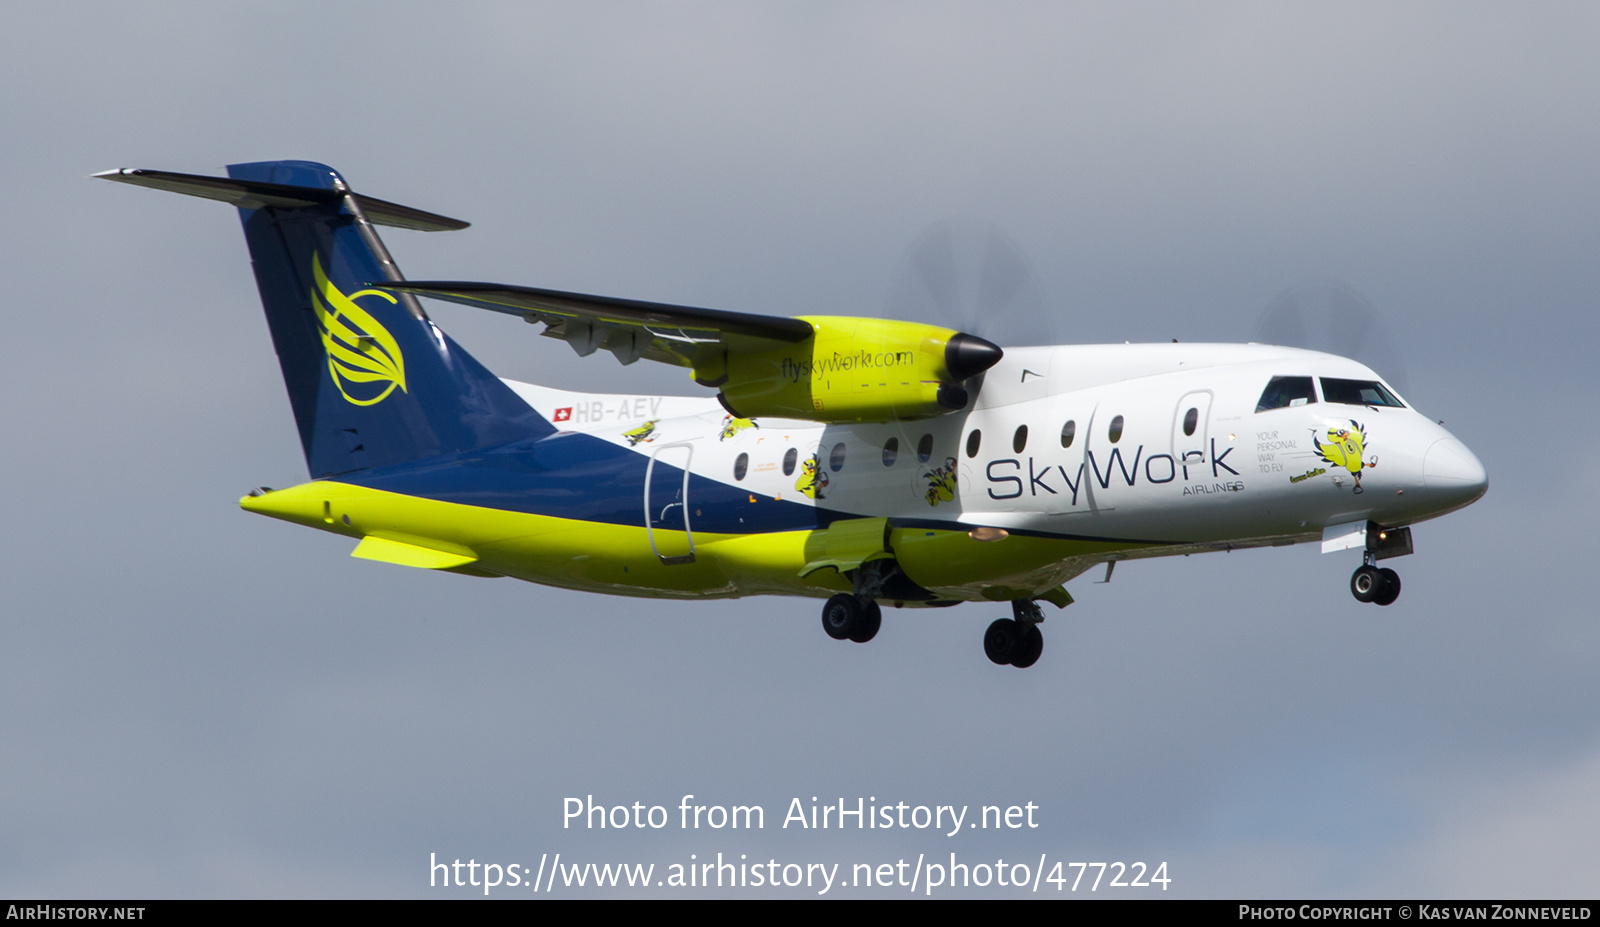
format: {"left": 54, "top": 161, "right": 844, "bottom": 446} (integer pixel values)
{"left": 1423, "top": 436, "right": 1488, "bottom": 510}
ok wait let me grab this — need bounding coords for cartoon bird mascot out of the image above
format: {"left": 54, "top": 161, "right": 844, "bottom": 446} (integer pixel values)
{"left": 922, "top": 457, "right": 958, "bottom": 507}
{"left": 1313, "top": 421, "right": 1378, "bottom": 493}
{"left": 795, "top": 453, "right": 829, "bottom": 500}
{"left": 718, "top": 415, "right": 758, "bottom": 441}
{"left": 623, "top": 420, "right": 659, "bottom": 446}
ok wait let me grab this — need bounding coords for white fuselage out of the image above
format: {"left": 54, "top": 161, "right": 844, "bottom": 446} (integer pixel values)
{"left": 505, "top": 342, "right": 1485, "bottom": 568}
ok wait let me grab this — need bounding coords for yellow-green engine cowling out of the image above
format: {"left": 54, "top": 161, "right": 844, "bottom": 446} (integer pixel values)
{"left": 696, "top": 316, "right": 1003, "bottom": 423}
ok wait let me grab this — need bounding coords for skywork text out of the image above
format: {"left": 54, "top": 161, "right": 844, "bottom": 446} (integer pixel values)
{"left": 781, "top": 349, "right": 914, "bottom": 383}
{"left": 986, "top": 440, "right": 1239, "bottom": 503}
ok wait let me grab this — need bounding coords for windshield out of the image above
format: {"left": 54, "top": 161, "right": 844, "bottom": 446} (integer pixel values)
{"left": 1319, "top": 377, "right": 1404, "bottom": 407}
{"left": 1255, "top": 376, "right": 1316, "bottom": 412}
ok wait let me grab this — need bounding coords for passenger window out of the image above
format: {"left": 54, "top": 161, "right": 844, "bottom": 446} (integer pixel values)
{"left": 1013, "top": 425, "right": 1028, "bottom": 453}
{"left": 1255, "top": 376, "right": 1317, "bottom": 412}
{"left": 1108, "top": 415, "right": 1124, "bottom": 444}
{"left": 830, "top": 442, "right": 847, "bottom": 472}
{"left": 1183, "top": 407, "right": 1198, "bottom": 436}
{"left": 882, "top": 437, "right": 899, "bottom": 467}
{"left": 1060, "top": 420, "right": 1076, "bottom": 448}
{"left": 916, "top": 433, "right": 933, "bottom": 463}
{"left": 782, "top": 447, "right": 797, "bottom": 476}
{"left": 966, "top": 429, "right": 982, "bottom": 458}
{"left": 734, "top": 453, "right": 749, "bottom": 481}
{"left": 1319, "top": 377, "right": 1405, "bottom": 408}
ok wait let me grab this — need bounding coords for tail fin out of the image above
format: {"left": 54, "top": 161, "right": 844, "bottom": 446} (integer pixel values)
{"left": 101, "top": 161, "right": 553, "bottom": 477}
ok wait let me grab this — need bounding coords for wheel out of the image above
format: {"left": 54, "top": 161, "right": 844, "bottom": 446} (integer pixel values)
{"left": 848, "top": 600, "right": 882, "bottom": 643}
{"left": 984, "top": 618, "right": 1020, "bottom": 665}
{"left": 821, "top": 593, "right": 860, "bottom": 640}
{"left": 1350, "top": 565, "right": 1382, "bottom": 603}
{"left": 1010, "top": 624, "right": 1044, "bottom": 668}
{"left": 1374, "top": 568, "right": 1401, "bottom": 606}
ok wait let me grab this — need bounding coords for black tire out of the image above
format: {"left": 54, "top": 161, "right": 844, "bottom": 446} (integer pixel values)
{"left": 849, "top": 600, "right": 882, "bottom": 643}
{"left": 1350, "top": 565, "right": 1382, "bottom": 603}
{"left": 1010, "top": 624, "right": 1044, "bottom": 668}
{"left": 1374, "top": 568, "right": 1401, "bottom": 606}
{"left": 821, "top": 593, "right": 860, "bottom": 640}
{"left": 984, "top": 618, "right": 1020, "bottom": 665}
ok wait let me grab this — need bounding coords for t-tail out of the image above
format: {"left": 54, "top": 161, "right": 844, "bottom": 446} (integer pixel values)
{"left": 98, "top": 160, "right": 553, "bottom": 478}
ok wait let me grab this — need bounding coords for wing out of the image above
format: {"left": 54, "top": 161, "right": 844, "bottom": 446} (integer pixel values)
{"left": 385, "top": 281, "right": 1002, "bottom": 423}
{"left": 382, "top": 281, "right": 812, "bottom": 370}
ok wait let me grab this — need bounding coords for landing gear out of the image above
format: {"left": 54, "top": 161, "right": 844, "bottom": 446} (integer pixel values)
{"left": 1373, "top": 568, "right": 1401, "bottom": 606}
{"left": 821, "top": 594, "right": 881, "bottom": 643}
{"left": 1012, "top": 623, "right": 1043, "bottom": 667}
{"left": 821, "top": 594, "right": 857, "bottom": 640}
{"left": 850, "top": 600, "right": 882, "bottom": 642}
{"left": 983, "top": 619, "right": 1020, "bottom": 664}
{"left": 1350, "top": 562, "right": 1401, "bottom": 606}
{"left": 1350, "top": 565, "right": 1381, "bottom": 603}
{"left": 984, "top": 600, "right": 1046, "bottom": 668}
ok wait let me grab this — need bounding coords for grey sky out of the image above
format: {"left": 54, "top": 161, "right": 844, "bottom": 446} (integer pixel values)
{"left": 2, "top": 2, "right": 1596, "bottom": 897}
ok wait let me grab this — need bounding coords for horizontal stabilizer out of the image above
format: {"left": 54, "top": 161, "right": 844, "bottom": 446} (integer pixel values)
{"left": 95, "top": 168, "right": 469, "bottom": 231}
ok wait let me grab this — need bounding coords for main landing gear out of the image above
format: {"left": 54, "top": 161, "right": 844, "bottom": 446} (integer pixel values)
{"left": 1350, "top": 556, "right": 1401, "bottom": 607}
{"left": 984, "top": 599, "right": 1045, "bottom": 669}
{"left": 819, "top": 559, "right": 931, "bottom": 645}
{"left": 821, "top": 593, "right": 882, "bottom": 643}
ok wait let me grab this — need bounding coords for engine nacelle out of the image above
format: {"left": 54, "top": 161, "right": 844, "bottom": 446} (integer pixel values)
{"left": 698, "top": 316, "right": 1003, "bottom": 423}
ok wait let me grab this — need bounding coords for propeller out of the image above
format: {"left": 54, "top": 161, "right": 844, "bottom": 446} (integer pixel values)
{"left": 884, "top": 217, "right": 1054, "bottom": 349}
{"left": 1252, "top": 280, "right": 1410, "bottom": 396}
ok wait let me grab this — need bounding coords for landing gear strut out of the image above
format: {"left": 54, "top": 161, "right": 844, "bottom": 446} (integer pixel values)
{"left": 1350, "top": 555, "right": 1401, "bottom": 606}
{"left": 820, "top": 593, "right": 882, "bottom": 643}
{"left": 984, "top": 600, "right": 1045, "bottom": 668}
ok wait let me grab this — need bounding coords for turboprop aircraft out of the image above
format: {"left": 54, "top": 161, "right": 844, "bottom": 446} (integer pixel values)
{"left": 100, "top": 161, "right": 1488, "bottom": 668}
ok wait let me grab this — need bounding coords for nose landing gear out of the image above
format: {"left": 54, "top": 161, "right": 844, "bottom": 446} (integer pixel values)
{"left": 1345, "top": 523, "right": 1409, "bottom": 606}
{"left": 1350, "top": 560, "right": 1401, "bottom": 606}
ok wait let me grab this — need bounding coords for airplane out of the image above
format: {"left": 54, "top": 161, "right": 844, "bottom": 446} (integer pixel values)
{"left": 100, "top": 160, "right": 1488, "bottom": 669}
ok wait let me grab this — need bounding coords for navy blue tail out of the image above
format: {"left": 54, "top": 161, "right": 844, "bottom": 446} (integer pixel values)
{"left": 223, "top": 161, "right": 553, "bottom": 477}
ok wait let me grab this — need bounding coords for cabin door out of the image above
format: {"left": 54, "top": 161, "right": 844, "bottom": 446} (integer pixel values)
{"left": 644, "top": 443, "right": 696, "bottom": 565}
{"left": 1171, "top": 391, "right": 1214, "bottom": 478}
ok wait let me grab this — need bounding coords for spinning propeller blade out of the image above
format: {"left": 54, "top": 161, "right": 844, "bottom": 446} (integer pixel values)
{"left": 1253, "top": 280, "right": 1410, "bottom": 395}
{"left": 884, "top": 217, "right": 1053, "bottom": 349}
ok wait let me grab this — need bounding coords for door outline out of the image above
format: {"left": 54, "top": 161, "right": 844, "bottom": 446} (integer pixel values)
{"left": 1172, "top": 390, "right": 1214, "bottom": 479}
{"left": 644, "top": 442, "right": 696, "bottom": 565}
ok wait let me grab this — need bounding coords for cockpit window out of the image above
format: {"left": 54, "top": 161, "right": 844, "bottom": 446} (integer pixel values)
{"left": 1255, "top": 376, "right": 1317, "bottom": 412}
{"left": 1320, "top": 378, "right": 1404, "bottom": 408}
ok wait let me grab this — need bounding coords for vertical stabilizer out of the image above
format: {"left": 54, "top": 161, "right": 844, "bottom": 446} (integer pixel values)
{"left": 104, "top": 161, "right": 553, "bottom": 477}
